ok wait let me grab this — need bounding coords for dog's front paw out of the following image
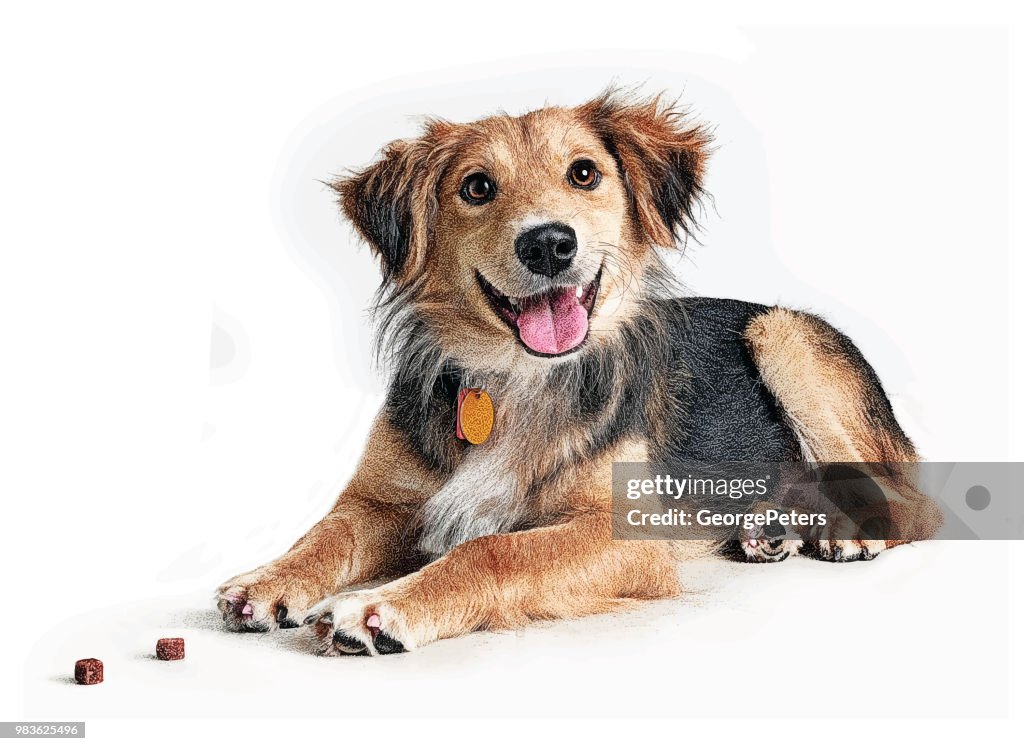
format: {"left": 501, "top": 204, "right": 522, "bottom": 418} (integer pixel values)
{"left": 303, "top": 591, "right": 415, "bottom": 656}
{"left": 216, "top": 566, "right": 323, "bottom": 633}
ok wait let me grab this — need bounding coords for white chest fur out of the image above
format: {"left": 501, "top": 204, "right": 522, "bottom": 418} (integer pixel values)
{"left": 416, "top": 443, "right": 526, "bottom": 559}
{"left": 416, "top": 376, "right": 565, "bottom": 559}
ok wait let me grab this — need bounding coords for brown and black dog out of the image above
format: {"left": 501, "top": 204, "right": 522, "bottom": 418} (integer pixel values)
{"left": 216, "top": 90, "right": 941, "bottom": 655}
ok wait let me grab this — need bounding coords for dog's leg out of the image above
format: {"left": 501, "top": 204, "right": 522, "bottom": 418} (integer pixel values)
{"left": 304, "top": 511, "right": 690, "bottom": 655}
{"left": 216, "top": 417, "right": 438, "bottom": 632}
{"left": 743, "top": 307, "right": 943, "bottom": 562}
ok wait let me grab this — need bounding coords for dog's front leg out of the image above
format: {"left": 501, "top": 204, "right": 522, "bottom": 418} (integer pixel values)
{"left": 304, "top": 512, "right": 683, "bottom": 655}
{"left": 216, "top": 417, "right": 437, "bottom": 632}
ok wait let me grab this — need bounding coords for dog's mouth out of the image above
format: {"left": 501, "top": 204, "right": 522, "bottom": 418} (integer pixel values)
{"left": 476, "top": 266, "right": 602, "bottom": 357}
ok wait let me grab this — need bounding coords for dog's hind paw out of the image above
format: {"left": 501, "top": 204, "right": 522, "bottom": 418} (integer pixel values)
{"left": 808, "top": 538, "right": 886, "bottom": 562}
{"left": 739, "top": 518, "right": 803, "bottom": 563}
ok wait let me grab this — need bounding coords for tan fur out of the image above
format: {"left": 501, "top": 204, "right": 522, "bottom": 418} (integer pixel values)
{"left": 217, "top": 416, "right": 440, "bottom": 630}
{"left": 334, "top": 94, "right": 709, "bottom": 377}
{"left": 743, "top": 307, "right": 942, "bottom": 554}
{"left": 744, "top": 307, "right": 916, "bottom": 464}
{"left": 218, "top": 94, "right": 936, "bottom": 649}
{"left": 417, "top": 107, "right": 644, "bottom": 372}
{"left": 576, "top": 94, "right": 712, "bottom": 248}
{"left": 306, "top": 439, "right": 703, "bottom": 653}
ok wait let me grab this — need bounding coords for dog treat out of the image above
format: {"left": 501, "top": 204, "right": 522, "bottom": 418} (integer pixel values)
{"left": 74, "top": 658, "right": 103, "bottom": 685}
{"left": 457, "top": 388, "right": 494, "bottom": 444}
{"left": 156, "top": 637, "right": 185, "bottom": 661}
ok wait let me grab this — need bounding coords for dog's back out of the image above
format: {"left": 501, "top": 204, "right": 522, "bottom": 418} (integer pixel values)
{"left": 660, "top": 297, "right": 803, "bottom": 463}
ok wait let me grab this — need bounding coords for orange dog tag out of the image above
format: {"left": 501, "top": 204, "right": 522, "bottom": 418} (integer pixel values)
{"left": 456, "top": 388, "right": 494, "bottom": 444}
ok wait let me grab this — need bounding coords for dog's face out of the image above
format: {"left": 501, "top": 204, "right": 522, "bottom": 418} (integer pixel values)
{"left": 336, "top": 92, "right": 711, "bottom": 370}
{"left": 430, "top": 108, "right": 626, "bottom": 360}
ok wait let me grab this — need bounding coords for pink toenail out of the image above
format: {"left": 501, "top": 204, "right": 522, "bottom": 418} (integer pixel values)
{"left": 241, "top": 602, "right": 253, "bottom": 617}
{"left": 366, "top": 613, "right": 381, "bottom": 629}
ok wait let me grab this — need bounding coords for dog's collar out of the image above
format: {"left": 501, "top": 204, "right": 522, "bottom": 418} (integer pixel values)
{"left": 456, "top": 387, "right": 493, "bottom": 444}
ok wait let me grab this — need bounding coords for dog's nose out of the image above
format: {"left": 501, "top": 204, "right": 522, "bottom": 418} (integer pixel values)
{"left": 515, "top": 223, "right": 577, "bottom": 278}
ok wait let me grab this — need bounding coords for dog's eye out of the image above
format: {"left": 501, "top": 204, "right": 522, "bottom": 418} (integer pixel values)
{"left": 460, "top": 173, "right": 497, "bottom": 205}
{"left": 567, "top": 159, "right": 600, "bottom": 190}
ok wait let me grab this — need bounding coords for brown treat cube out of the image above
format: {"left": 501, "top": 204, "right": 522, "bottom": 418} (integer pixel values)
{"left": 156, "top": 637, "right": 185, "bottom": 661}
{"left": 74, "top": 658, "right": 103, "bottom": 685}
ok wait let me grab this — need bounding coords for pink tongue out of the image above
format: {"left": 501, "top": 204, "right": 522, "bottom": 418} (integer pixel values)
{"left": 516, "top": 288, "right": 589, "bottom": 355}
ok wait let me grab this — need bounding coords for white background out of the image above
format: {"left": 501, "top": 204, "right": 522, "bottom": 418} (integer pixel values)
{"left": 1, "top": 2, "right": 1021, "bottom": 749}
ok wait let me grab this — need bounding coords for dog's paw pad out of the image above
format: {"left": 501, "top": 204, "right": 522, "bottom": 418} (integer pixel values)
{"left": 332, "top": 631, "right": 369, "bottom": 655}
{"left": 372, "top": 630, "right": 406, "bottom": 655}
{"left": 325, "top": 625, "right": 405, "bottom": 656}
{"left": 275, "top": 604, "right": 301, "bottom": 629}
{"left": 740, "top": 520, "right": 802, "bottom": 563}
{"left": 306, "top": 596, "right": 412, "bottom": 656}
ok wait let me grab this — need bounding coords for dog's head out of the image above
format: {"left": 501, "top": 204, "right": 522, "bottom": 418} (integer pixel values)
{"left": 334, "top": 91, "right": 712, "bottom": 370}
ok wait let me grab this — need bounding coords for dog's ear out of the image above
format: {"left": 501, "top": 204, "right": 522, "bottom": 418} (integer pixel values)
{"left": 580, "top": 92, "right": 713, "bottom": 248}
{"left": 332, "top": 132, "right": 444, "bottom": 283}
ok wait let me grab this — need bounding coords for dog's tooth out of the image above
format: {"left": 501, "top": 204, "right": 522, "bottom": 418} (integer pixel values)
{"left": 575, "top": 285, "right": 584, "bottom": 299}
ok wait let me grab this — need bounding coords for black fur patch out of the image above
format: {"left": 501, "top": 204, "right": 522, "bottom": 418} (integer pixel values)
{"left": 372, "top": 631, "right": 407, "bottom": 655}
{"left": 653, "top": 149, "right": 703, "bottom": 243}
{"left": 661, "top": 298, "right": 802, "bottom": 462}
{"left": 385, "top": 336, "right": 465, "bottom": 475}
{"left": 333, "top": 631, "right": 368, "bottom": 655}
{"left": 275, "top": 605, "right": 300, "bottom": 629}
{"left": 387, "top": 297, "right": 803, "bottom": 479}
{"left": 350, "top": 174, "right": 413, "bottom": 279}
{"left": 566, "top": 301, "right": 677, "bottom": 457}
{"left": 573, "top": 351, "right": 616, "bottom": 420}
{"left": 588, "top": 111, "right": 707, "bottom": 242}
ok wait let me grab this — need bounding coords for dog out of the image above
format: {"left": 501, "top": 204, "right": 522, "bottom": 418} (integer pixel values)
{"left": 216, "top": 90, "right": 942, "bottom": 655}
